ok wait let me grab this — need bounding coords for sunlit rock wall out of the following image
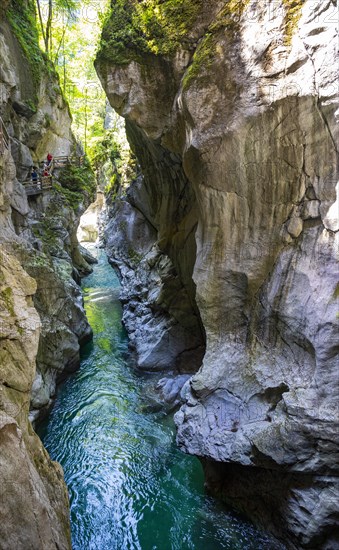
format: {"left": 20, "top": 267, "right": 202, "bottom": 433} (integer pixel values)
{"left": 0, "top": 2, "right": 94, "bottom": 546}
{"left": 0, "top": 135, "right": 71, "bottom": 550}
{"left": 97, "top": 1, "right": 338, "bottom": 547}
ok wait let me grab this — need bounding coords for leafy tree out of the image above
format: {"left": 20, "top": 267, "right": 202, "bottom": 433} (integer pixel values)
{"left": 34, "top": 0, "right": 133, "bottom": 195}
{"left": 35, "top": 0, "right": 76, "bottom": 55}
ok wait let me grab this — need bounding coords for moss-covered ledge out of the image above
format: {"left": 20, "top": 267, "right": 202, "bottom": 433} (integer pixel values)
{"left": 96, "top": 0, "right": 202, "bottom": 66}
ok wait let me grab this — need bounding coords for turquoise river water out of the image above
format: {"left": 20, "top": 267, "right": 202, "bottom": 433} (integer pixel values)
{"left": 38, "top": 247, "right": 283, "bottom": 550}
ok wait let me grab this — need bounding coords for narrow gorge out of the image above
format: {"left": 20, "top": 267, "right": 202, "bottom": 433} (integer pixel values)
{"left": 0, "top": 1, "right": 338, "bottom": 549}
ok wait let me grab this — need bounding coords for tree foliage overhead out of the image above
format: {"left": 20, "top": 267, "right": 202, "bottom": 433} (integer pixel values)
{"left": 35, "top": 0, "right": 77, "bottom": 55}
{"left": 8, "top": 0, "right": 134, "bottom": 194}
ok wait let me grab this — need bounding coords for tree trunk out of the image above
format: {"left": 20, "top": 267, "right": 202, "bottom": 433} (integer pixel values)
{"left": 45, "top": 0, "right": 53, "bottom": 55}
{"left": 36, "top": 0, "right": 47, "bottom": 52}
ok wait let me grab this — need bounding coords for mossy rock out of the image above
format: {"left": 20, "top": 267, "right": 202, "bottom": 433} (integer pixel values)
{"left": 127, "top": 246, "right": 142, "bottom": 265}
{"left": 6, "top": 0, "right": 49, "bottom": 103}
{"left": 97, "top": 0, "right": 202, "bottom": 66}
{"left": 1, "top": 287, "right": 15, "bottom": 317}
{"left": 282, "top": 0, "right": 305, "bottom": 46}
{"left": 56, "top": 161, "right": 96, "bottom": 210}
{"left": 182, "top": 0, "right": 253, "bottom": 90}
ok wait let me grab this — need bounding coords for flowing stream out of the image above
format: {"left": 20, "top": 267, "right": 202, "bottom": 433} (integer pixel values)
{"left": 38, "top": 247, "right": 283, "bottom": 550}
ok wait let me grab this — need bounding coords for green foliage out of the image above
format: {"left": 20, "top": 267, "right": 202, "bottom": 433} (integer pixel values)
{"left": 97, "top": 0, "right": 202, "bottom": 65}
{"left": 7, "top": 0, "right": 46, "bottom": 95}
{"left": 52, "top": 182, "right": 83, "bottom": 211}
{"left": 46, "top": 1, "right": 110, "bottom": 151}
{"left": 57, "top": 162, "right": 96, "bottom": 204}
{"left": 90, "top": 129, "right": 122, "bottom": 169}
{"left": 90, "top": 126, "right": 137, "bottom": 198}
{"left": 104, "top": 173, "right": 118, "bottom": 195}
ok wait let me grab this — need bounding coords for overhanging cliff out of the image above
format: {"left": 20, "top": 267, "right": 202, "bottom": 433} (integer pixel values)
{"left": 96, "top": 1, "right": 339, "bottom": 547}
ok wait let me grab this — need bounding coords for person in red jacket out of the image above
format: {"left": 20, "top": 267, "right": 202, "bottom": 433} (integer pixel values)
{"left": 46, "top": 152, "right": 53, "bottom": 167}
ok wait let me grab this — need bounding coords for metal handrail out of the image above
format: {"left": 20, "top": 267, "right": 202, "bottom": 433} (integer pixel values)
{"left": 0, "top": 116, "right": 10, "bottom": 153}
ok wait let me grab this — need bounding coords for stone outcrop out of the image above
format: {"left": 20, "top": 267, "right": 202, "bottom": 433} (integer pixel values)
{"left": 77, "top": 191, "right": 106, "bottom": 243}
{"left": 0, "top": 243, "right": 71, "bottom": 550}
{"left": 105, "top": 190, "right": 205, "bottom": 371}
{"left": 97, "top": 1, "right": 339, "bottom": 547}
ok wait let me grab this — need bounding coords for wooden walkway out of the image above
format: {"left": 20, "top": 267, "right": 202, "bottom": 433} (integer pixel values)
{"left": 21, "top": 176, "right": 53, "bottom": 196}
{"left": 22, "top": 155, "right": 85, "bottom": 196}
{"left": 0, "top": 116, "right": 85, "bottom": 196}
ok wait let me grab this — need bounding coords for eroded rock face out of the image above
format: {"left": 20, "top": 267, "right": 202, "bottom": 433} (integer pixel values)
{"left": 97, "top": 1, "right": 338, "bottom": 547}
{"left": 105, "top": 194, "right": 205, "bottom": 372}
{"left": 0, "top": 246, "right": 71, "bottom": 550}
{"left": 0, "top": 4, "right": 94, "bottom": 420}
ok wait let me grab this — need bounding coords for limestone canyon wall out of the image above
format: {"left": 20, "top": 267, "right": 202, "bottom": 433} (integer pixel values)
{"left": 0, "top": 2, "right": 93, "bottom": 547}
{"left": 97, "top": 1, "right": 339, "bottom": 547}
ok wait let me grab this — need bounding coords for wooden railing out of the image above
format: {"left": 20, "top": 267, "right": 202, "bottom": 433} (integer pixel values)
{"left": 0, "top": 116, "right": 10, "bottom": 153}
{"left": 40, "top": 155, "right": 85, "bottom": 172}
{"left": 56, "top": 154, "right": 84, "bottom": 167}
{"left": 21, "top": 155, "right": 85, "bottom": 196}
{"left": 22, "top": 175, "right": 53, "bottom": 196}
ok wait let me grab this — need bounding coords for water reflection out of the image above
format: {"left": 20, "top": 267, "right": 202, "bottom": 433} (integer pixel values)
{"left": 39, "top": 247, "right": 283, "bottom": 550}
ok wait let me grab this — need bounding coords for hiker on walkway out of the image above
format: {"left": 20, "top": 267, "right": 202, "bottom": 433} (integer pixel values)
{"left": 31, "top": 166, "right": 38, "bottom": 184}
{"left": 46, "top": 152, "right": 53, "bottom": 167}
{"left": 43, "top": 163, "right": 50, "bottom": 177}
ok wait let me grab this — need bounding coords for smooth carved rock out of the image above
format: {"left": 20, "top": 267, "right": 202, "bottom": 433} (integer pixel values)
{"left": 105, "top": 198, "right": 205, "bottom": 372}
{"left": 97, "top": 0, "right": 339, "bottom": 547}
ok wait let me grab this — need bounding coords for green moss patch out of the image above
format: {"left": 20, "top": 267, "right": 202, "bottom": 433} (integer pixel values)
{"left": 183, "top": 0, "right": 250, "bottom": 90}
{"left": 97, "top": 0, "right": 202, "bottom": 65}
{"left": 52, "top": 183, "right": 84, "bottom": 212}
{"left": 182, "top": 32, "right": 215, "bottom": 90}
{"left": 282, "top": 0, "right": 305, "bottom": 46}
{"left": 6, "top": 0, "right": 46, "bottom": 97}
{"left": 127, "top": 246, "right": 142, "bottom": 264}
{"left": 1, "top": 287, "right": 15, "bottom": 317}
{"left": 57, "top": 161, "right": 96, "bottom": 206}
